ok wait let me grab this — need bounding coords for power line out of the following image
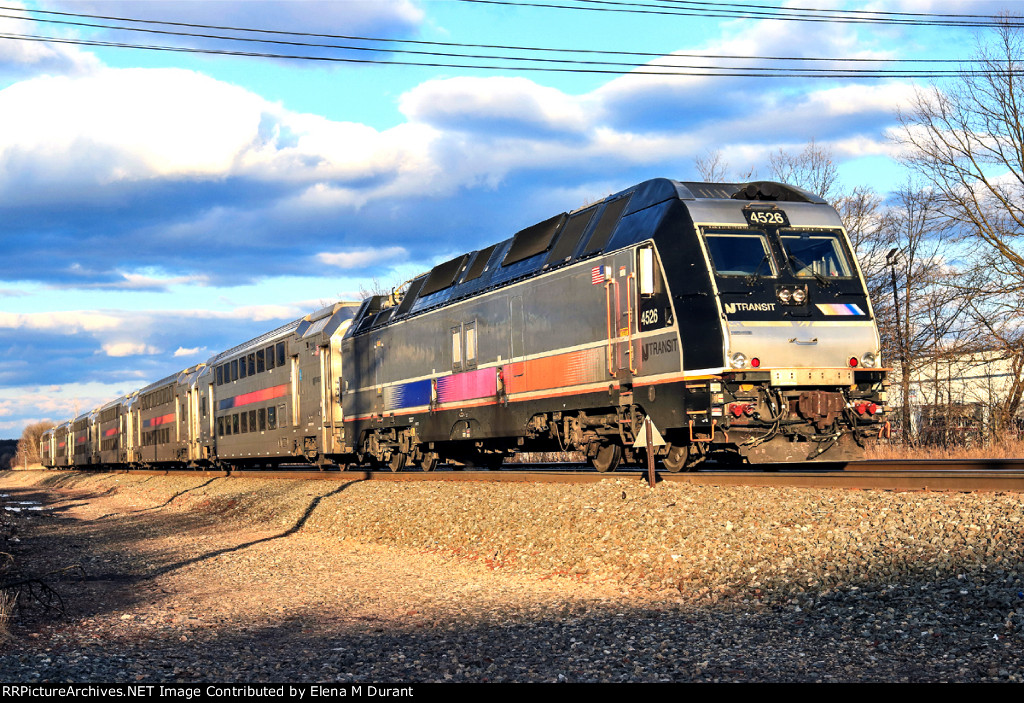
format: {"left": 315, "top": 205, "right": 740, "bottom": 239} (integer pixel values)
{"left": 1, "top": 31, "right": 1010, "bottom": 79}
{"left": 0, "top": 3, "right": 1005, "bottom": 65}
{"left": 1, "top": 3, "right": 1016, "bottom": 79}
{"left": 574, "top": 0, "right": 1014, "bottom": 25}
{"left": 653, "top": 0, "right": 1008, "bottom": 21}
{"left": 0, "top": 10, "right": 985, "bottom": 73}
{"left": 456, "top": 0, "right": 1024, "bottom": 27}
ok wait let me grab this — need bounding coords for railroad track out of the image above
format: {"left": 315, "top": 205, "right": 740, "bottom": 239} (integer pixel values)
{"left": 83, "top": 458, "right": 1024, "bottom": 492}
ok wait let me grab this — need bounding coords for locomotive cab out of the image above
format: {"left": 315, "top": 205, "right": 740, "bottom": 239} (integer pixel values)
{"left": 661, "top": 181, "right": 887, "bottom": 463}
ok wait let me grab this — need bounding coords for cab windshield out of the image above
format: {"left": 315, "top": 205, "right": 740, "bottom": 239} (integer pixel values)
{"left": 780, "top": 231, "right": 854, "bottom": 279}
{"left": 703, "top": 231, "right": 776, "bottom": 277}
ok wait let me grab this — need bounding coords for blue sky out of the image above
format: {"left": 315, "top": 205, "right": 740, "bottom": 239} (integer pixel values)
{"left": 0, "top": 0, "right": 1017, "bottom": 436}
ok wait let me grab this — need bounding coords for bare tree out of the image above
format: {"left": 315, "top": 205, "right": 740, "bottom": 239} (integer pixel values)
{"left": 834, "top": 185, "right": 889, "bottom": 304}
{"left": 897, "top": 18, "right": 1024, "bottom": 293}
{"left": 692, "top": 149, "right": 757, "bottom": 183}
{"left": 357, "top": 277, "right": 391, "bottom": 300}
{"left": 12, "top": 421, "right": 55, "bottom": 468}
{"left": 895, "top": 17, "right": 1024, "bottom": 440}
{"left": 767, "top": 139, "right": 841, "bottom": 204}
{"left": 694, "top": 149, "right": 730, "bottom": 182}
{"left": 883, "top": 185, "right": 980, "bottom": 441}
{"left": 953, "top": 251, "right": 1024, "bottom": 437}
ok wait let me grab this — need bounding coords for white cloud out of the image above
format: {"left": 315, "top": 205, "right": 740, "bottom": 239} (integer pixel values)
{"left": 316, "top": 247, "right": 408, "bottom": 269}
{"left": 0, "top": 2, "right": 101, "bottom": 77}
{"left": 173, "top": 346, "right": 207, "bottom": 358}
{"left": 0, "top": 67, "right": 445, "bottom": 207}
{"left": 101, "top": 342, "right": 161, "bottom": 357}
{"left": 400, "top": 76, "right": 589, "bottom": 135}
{"left": 0, "top": 69, "right": 268, "bottom": 184}
{"left": 49, "top": 271, "right": 210, "bottom": 291}
{"left": 51, "top": 1, "right": 425, "bottom": 37}
{"left": 0, "top": 310, "right": 123, "bottom": 332}
{"left": 0, "top": 382, "right": 138, "bottom": 430}
{"left": 0, "top": 31, "right": 913, "bottom": 225}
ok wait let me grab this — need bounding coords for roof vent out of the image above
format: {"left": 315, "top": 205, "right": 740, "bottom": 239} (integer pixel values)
{"left": 730, "top": 181, "right": 825, "bottom": 204}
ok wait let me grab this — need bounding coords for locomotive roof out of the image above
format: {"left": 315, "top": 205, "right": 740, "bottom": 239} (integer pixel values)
{"left": 346, "top": 177, "right": 833, "bottom": 336}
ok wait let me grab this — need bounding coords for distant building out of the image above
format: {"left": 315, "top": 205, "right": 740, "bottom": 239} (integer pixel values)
{"left": 890, "top": 349, "right": 1024, "bottom": 444}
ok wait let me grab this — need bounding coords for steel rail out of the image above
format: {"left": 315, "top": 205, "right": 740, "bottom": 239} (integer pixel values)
{"left": 849, "top": 458, "right": 1024, "bottom": 471}
{"left": 661, "top": 469, "right": 1024, "bottom": 491}
{"left": 87, "top": 462, "right": 1024, "bottom": 491}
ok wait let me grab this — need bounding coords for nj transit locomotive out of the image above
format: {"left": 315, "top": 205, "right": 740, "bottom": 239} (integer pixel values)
{"left": 41, "top": 179, "right": 888, "bottom": 473}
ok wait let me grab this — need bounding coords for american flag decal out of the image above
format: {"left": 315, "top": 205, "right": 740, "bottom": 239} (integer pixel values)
{"left": 591, "top": 266, "right": 608, "bottom": 285}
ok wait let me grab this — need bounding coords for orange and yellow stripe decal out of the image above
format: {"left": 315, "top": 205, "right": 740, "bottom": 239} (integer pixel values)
{"left": 502, "top": 347, "right": 605, "bottom": 395}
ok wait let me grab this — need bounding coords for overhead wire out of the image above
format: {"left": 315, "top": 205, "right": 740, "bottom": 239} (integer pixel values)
{"left": 0, "top": 10, "right": 990, "bottom": 75}
{"left": 0, "top": 2, "right": 979, "bottom": 64}
{"left": 6, "top": 30, "right": 994, "bottom": 77}
{"left": 457, "top": 0, "right": 1024, "bottom": 27}
{"left": 0, "top": 2, "right": 1016, "bottom": 78}
{"left": 650, "top": 0, "right": 1009, "bottom": 21}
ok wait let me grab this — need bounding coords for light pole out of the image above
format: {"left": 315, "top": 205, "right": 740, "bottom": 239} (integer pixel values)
{"left": 887, "top": 248, "right": 910, "bottom": 441}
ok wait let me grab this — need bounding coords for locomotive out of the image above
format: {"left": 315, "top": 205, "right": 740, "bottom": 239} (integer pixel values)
{"left": 41, "top": 178, "right": 888, "bottom": 473}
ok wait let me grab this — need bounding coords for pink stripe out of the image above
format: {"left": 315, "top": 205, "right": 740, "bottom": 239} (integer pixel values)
{"left": 233, "top": 384, "right": 289, "bottom": 408}
{"left": 436, "top": 368, "right": 497, "bottom": 403}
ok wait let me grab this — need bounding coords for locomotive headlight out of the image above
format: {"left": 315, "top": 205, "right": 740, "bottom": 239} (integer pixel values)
{"left": 730, "top": 352, "right": 748, "bottom": 369}
{"left": 860, "top": 352, "right": 877, "bottom": 368}
{"left": 775, "top": 284, "right": 808, "bottom": 305}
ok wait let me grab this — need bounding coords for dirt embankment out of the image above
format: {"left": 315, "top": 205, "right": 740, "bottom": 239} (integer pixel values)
{"left": 1, "top": 469, "right": 1022, "bottom": 682}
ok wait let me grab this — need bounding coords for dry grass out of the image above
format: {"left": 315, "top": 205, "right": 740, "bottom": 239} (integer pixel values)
{"left": 868, "top": 437, "right": 1024, "bottom": 461}
{"left": 0, "top": 590, "right": 12, "bottom": 644}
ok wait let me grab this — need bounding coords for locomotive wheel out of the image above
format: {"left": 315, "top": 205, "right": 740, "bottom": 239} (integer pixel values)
{"left": 661, "top": 445, "right": 688, "bottom": 473}
{"left": 388, "top": 452, "right": 407, "bottom": 473}
{"left": 419, "top": 451, "right": 439, "bottom": 472}
{"left": 591, "top": 443, "right": 622, "bottom": 473}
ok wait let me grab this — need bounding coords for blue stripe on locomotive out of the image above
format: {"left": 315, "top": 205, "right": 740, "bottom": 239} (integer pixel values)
{"left": 384, "top": 379, "right": 432, "bottom": 411}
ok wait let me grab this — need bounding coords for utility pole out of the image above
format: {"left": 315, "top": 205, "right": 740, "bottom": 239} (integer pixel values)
{"left": 887, "top": 248, "right": 911, "bottom": 443}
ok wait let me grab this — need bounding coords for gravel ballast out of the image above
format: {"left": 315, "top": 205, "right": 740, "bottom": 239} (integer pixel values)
{"left": 0, "top": 469, "right": 1022, "bottom": 682}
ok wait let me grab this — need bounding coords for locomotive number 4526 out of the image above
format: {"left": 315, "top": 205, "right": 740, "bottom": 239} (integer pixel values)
{"left": 744, "top": 209, "right": 789, "bottom": 227}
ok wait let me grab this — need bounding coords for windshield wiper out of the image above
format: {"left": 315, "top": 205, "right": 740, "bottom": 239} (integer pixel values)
{"left": 787, "top": 253, "right": 830, "bottom": 287}
{"left": 745, "top": 254, "right": 770, "bottom": 285}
